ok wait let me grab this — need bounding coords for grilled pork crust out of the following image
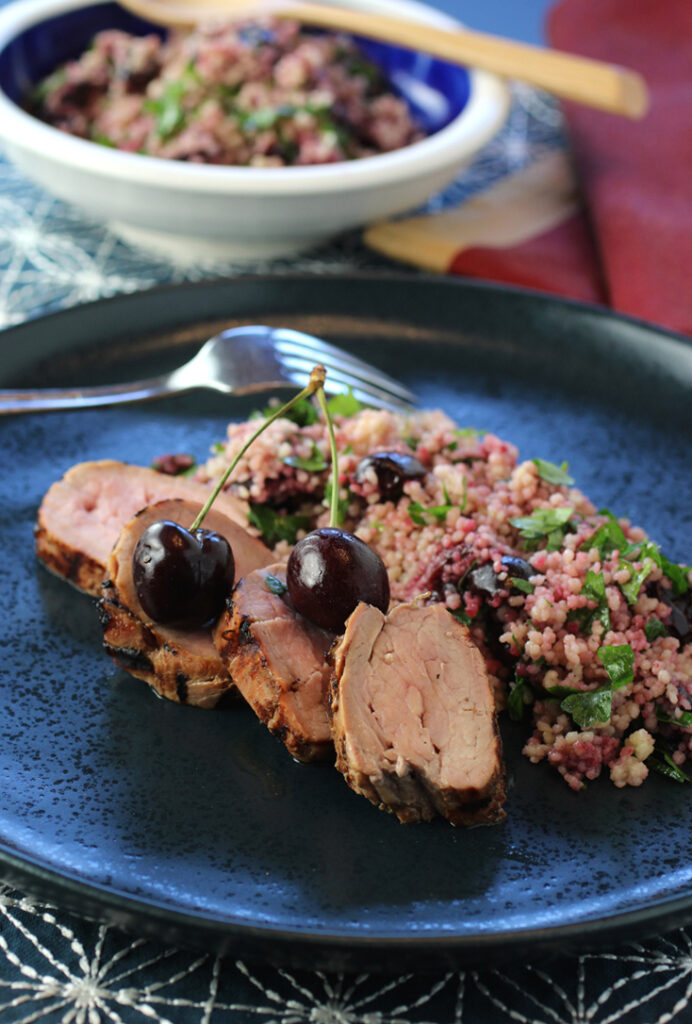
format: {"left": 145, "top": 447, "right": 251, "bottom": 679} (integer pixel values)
{"left": 35, "top": 459, "right": 250, "bottom": 596}
{"left": 213, "top": 564, "right": 333, "bottom": 762}
{"left": 102, "top": 498, "right": 273, "bottom": 708}
{"left": 329, "top": 602, "right": 506, "bottom": 826}
{"left": 100, "top": 583, "right": 235, "bottom": 709}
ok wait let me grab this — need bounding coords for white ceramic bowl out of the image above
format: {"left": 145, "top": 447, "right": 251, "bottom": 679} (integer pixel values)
{"left": 0, "top": 0, "right": 510, "bottom": 263}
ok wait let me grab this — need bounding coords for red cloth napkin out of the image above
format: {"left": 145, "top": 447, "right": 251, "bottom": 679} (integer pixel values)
{"left": 365, "top": 0, "right": 692, "bottom": 336}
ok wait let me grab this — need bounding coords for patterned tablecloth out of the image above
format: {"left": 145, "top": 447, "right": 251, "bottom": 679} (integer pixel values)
{"left": 2, "top": 84, "right": 692, "bottom": 1024}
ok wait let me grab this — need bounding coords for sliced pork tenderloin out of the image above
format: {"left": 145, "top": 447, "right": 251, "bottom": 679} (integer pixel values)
{"left": 329, "top": 602, "right": 506, "bottom": 825}
{"left": 101, "top": 498, "right": 272, "bottom": 707}
{"left": 36, "top": 459, "right": 249, "bottom": 596}
{"left": 213, "top": 564, "right": 334, "bottom": 762}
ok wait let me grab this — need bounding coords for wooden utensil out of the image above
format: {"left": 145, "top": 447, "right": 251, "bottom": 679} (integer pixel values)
{"left": 119, "top": 0, "right": 649, "bottom": 118}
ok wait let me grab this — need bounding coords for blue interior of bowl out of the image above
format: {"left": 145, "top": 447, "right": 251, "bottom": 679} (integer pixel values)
{"left": 0, "top": 1, "right": 470, "bottom": 135}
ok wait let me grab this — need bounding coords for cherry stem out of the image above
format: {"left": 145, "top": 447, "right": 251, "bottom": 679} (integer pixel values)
{"left": 190, "top": 365, "right": 327, "bottom": 533}
{"left": 316, "top": 385, "right": 340, "bottom": 529}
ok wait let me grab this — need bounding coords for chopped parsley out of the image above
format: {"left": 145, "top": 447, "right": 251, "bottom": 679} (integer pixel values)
{"left": 283, "top": 441, "right": 327, "bottom": 473}
{"left": 144, "top": 78, "right": 188, "bottom": 138}
{"left": 532, "top": 458, "right": 575, "bottom": 487}
{"left": 507, "top": 675, "right": 530, "bottom": 722}
{"left": 597, "top": 643, "right": 635, "bottom": 688}
{"left": 450, "top": 606, "right": 473, "bottom": 626}
{"left": 559, "top": 643, "right": 634, "bottom": 728}
{"left": 656, "top": 708, "right": 692, "bottom": 728}
{"left": 327, "top": 388, "right": 365, "bottom": 417}
{"left": 581, "top": 516, "right": 690, "bottom": 600}
{"left": 511, "top": 578, "right": 535, "bottom": 595}
{"left": 408, "top": 499, "right": 454, "bottom": 526}
{"left": 247, "top": 504, "right": 309, "bottom": 546}
{"left": 509, "top": 506, "right": 575, "bottom": 551}
{"left": 645, "top": 617, "right": 668, "bottom": 642}
{"left": 264, "top": 573, "right": 288, "bottom": 596}
{"left": 253, "top": 396, "right": 318, "bottom": 426}
{"left": 578, "top": 569, "right": 611, "bottom": 633}
{"left": 646, "top": 747, "right": 690, "bottom": 784}
{"left": 239, "top": 102, "right": 297, "bottom": 132}
{"left": 454, "top": 427, "right": 486, "bottom": 439}
{"left": 561, "top": 687, "right": 614, "bottom": 729}
{"left": 580, "top": 511, "right": 629, "bottom": 556}
{"left": 626, "top": 541, "right": 690, "bottom": 597}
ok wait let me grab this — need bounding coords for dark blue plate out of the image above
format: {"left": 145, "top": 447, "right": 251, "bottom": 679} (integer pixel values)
{"left": 0, "top": 1, "right": 469, "bottom": 135}
{"left": 0, "top": 275, "right": 691, "bottom": 970}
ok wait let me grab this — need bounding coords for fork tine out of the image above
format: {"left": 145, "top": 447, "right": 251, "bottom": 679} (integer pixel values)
{"left": 277, "top": 355, "right": 415, "bottom": 409}
{"left": 278, "top": 351, "right": 417, "bottom": 406}
{"left": 271, "top": 328, "right": 417, "bottom": 405}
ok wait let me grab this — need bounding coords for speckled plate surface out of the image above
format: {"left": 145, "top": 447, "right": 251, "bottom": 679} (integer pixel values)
{"left": 0, "top": 274, "right": 691, "bottom": 971}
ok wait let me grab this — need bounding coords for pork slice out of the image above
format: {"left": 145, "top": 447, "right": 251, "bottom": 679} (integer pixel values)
{"left": 36, "top": 459, "right": 249, "bottom": 596}
{"left": 101, "top": 498, "right": 273, "bottom": 708}
{"left": 329, "top": 602, "right": 506, "bottom": 825}
{"left": 213, "top": 564, "right": 334, "bottom": 762}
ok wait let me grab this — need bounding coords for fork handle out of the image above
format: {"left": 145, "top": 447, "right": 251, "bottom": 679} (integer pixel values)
{"left": 0, "top": 374, "right": 179, "bottom": 414}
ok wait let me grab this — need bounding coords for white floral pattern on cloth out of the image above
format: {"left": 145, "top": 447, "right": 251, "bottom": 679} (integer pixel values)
{"left": 2, "top": 87, "right": 688, "bottom": 1024}
{"left": 2, "top": 884, "right": 692, "bottom": 1024}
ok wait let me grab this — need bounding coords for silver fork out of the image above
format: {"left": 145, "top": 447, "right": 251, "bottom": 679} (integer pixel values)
{"left": 0, "top": 325, "right": 416, "bottom": 415}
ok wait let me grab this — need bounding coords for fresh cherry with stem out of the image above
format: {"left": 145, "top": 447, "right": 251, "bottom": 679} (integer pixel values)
{"left": 132, "top": 368, "right": 328, "bottom": 629}
{"left": 287, "top": 386, "right": 390, "bottom": 633}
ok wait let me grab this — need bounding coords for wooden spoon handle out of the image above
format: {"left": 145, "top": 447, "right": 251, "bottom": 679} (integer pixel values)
{"left": 123, "top": 0, "right": 649, "bottom": 119}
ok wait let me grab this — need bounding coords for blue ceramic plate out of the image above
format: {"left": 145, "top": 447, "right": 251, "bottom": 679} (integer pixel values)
{"left": 0, "top": 275, "right": 691, "bottom": 970}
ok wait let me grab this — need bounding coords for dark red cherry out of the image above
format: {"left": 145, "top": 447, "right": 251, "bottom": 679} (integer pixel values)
{"left": 355, "top": 451, "right": 425, "bottom": 501}
{"left": 286, "top": 526, "right": 390, "bottom": 633}
{"left": 132, "top": 520, "right": 235, "bottom": 628}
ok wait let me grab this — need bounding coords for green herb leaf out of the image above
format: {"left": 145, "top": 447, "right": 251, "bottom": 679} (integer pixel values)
{"left": 144, "top": 79, "right": 187, "bottom": 138}
{"left": 454, "top": 427, "right": 486, "bottom": 439}
{"left": 240, "top": 102, "right": 298, "bottom": 132}
{"left": 561, "top": 688, "right": 614, "bottom": 728}
{"left": 507, "top": 676, "right": 528, "bottom": 722}
{"left": 510, "top": 506, "right": 574, "bottom": 550}
{"left": 645, "top": 617, "right": 668, "bottom": 642}
{"left": 559, "top": 643, "right": 634, "bottom": 728}
{"left": 264, "top": 573, "right": 288, "bottom": 596}
{"left": 581, "top": 513, "right": 629, "bottom": 556}
{"left": 532, "top": 458, "right": 575, "bottom": 486}
{"left": 581, "top": 570, "right": 611, "bottom": 632}
{"left": 283, "top": 441, "right": 328, "bottom": 473}
{"left": 656, "top": 708, "right": 692, "bottom": 727}
{"left": 247, "top": 504, "right": 309, "bottom": 546}
{"left": 327, "top": 388, "right": 365, "bottom": 417}
{"left": 212, "top": 441, "right": 226, "bottom": 454}
{"left": 545, "top": 684, "right": 582, "bottom": 698}
{"left": 254, "top": 395, "right": 318, "bottom": 426}
{"left": 92, "top": 132, "right": 116, "bottom": 148}
{"left": 407, "top": 500, "right": 453, "bottom": 526}
{"left": 620, "top": 562, "right": 655, "bottom": 605}
{"left": 597, "top": 643, "right": 635, "bottom": 689}
{"left": 511, "top": 578, "right": 535, "bottom": 594}
{"left": 624, "top": 541, "right": 690, "bottom": 596}
{"left": 450, "top": 606, "right": 472, "bottom": 626}
{"left": 646, "top": 750, "right": 690, "bottom": 783}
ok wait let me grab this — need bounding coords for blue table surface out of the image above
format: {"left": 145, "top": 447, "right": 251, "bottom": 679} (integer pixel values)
{"left": 434, "top": 0, "right": 549, "bottom": 45}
